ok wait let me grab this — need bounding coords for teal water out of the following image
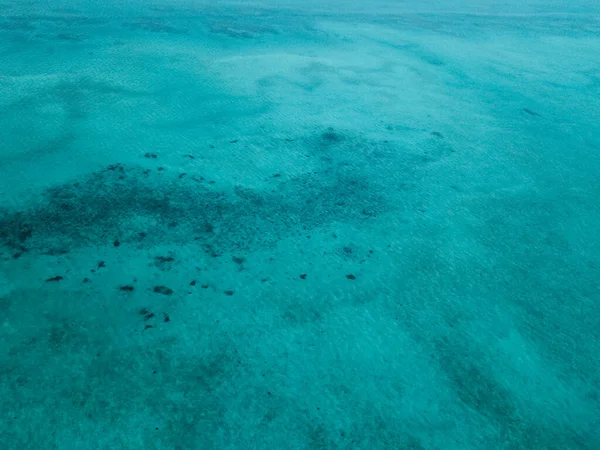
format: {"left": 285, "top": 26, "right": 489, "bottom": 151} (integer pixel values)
{"left": 1, "top": 1, "right": 599, "bottom": 448}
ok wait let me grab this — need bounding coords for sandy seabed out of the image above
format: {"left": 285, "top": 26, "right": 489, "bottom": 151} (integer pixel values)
{"left": 1, "top": 1, "right": 599, "bottom": 448}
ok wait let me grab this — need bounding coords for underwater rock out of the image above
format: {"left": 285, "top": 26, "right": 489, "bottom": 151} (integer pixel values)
{"left": 153, "top": 286, "right": 173, "bottom": 295}
{"left": 154, "top": 255, "right": 175, "bottom": 271}
{"left": 46, "top": 276, "right": 63, "bottom": 282}
{"left": 155, "top": 256, "right": 174, "bottom": 263}
{"left": 321, "top": 128, "right": 343, "bottom": 143}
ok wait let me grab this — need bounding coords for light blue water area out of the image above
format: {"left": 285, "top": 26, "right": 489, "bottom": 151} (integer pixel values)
{"left": 1, "top": 1, "right": 599, "bottom": 448}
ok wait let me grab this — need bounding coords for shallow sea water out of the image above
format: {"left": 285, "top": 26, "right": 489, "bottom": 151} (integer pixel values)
{"left": 1, "top": 0, "right": 599, "bottom": 448}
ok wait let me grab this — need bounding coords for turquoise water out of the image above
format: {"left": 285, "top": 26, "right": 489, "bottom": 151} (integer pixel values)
{"left": 1, "top": 1, "right": 599, "bottom": 448}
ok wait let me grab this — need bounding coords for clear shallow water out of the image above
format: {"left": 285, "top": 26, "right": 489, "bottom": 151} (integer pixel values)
{"left": 1, "top": 1, "right": 599, "bottom": 448}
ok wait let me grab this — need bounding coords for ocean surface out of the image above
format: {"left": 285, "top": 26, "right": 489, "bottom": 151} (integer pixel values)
{"left": 1, "top": 1, "right": 599, "bottom": 448}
